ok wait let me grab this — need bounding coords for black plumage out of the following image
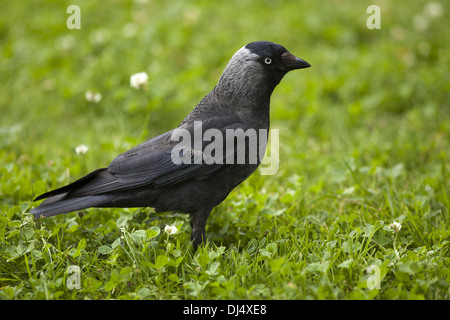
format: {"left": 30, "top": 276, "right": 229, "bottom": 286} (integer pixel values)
{"left": 31, "top": 41, "right": 310, "bottom": 249}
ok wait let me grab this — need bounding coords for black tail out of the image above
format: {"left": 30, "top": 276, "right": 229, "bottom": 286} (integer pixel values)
{"left": 33, "top": 168, "right": 107, "bottom": 201}
{"left": 30, "top": 195, "right": 105, "bottom": 218}
{"left": 31, "top": 168, "right": 113, "bottom": 218}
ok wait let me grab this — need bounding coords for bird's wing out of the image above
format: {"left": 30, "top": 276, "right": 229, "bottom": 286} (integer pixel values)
{"left": 66, "top": 116, "right": 250, "bottom": 197}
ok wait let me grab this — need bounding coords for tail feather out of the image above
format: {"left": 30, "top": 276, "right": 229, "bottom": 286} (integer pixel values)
{"left": 33, "top": 168, "right": 108, "bottom": 201}
{"left": 37, "top": 193, "right": 69, "bottom": 207}
{"left": 30, "top": 195, "right": 104, "bottom": 218}
{"left": 31, "top": 168, "right": 115, "bottom": 218}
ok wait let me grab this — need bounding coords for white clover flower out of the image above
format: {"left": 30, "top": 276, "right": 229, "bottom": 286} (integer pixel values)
{"left": 75, "top": 144, "right": 89, "bottom": 155}
{"left": 424, "top": 2, "right": 444, "bottom": 18}
{"left": 389, "top": 221, "right": 402, "bottom": 233}
{"left": 164, "top": 225, "right": 178, "bottom": 235}
{"left": 85, "top": 90, "right": 102, "bottom": 103}
{"left": 130, "top": 72, "right": 149, "bottom": 89}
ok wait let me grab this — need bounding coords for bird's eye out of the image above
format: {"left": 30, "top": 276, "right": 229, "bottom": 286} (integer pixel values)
{"left": 264, "top": 57, "right": 272, "bottom": 65}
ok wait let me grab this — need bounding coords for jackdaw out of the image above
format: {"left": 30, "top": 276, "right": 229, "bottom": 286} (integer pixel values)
{"left": 30, "top": 41, "right": 311, "bottom": 249}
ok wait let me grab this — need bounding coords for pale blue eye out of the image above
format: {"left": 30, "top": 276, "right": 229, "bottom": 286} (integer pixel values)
{"left": 264, "top": 57, "right": 272, "bottom": 65}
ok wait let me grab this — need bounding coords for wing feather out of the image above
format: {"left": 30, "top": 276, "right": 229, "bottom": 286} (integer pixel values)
{"left": 72, "top": 116, "right": 248, "bottom": 196}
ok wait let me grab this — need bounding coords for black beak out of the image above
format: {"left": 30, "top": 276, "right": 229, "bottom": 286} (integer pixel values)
{"left": 280, "top": 51, "right": 311, "bottom": 71}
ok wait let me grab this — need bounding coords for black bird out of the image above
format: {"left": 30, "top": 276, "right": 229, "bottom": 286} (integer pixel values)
{"left": 31, "top": 41, "right": 310, "bottom": 249}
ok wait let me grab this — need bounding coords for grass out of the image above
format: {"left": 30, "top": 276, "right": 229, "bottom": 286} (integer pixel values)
{"left": 0, "top": 0, "right": 449, "bottom": 300}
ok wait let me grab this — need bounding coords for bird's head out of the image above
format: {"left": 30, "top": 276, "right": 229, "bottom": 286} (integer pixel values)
{"left": 216, "top": 41, "right": 310, "bottom": 102}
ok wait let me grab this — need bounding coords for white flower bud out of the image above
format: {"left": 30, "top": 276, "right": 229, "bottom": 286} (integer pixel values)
{"left": 85, "top": 91, "right": 102, "bottom": 103}
{"left": 389, "top": 222, "right": 402, "bottom": 233}
{"left": 164, "top": 225, "right": 178, "bottom": 235}
{"left": 130, "top": 72, "right": 149, "bottom": 89}
{"left": 75, "top": 144, "right": 89, "bottom": 155}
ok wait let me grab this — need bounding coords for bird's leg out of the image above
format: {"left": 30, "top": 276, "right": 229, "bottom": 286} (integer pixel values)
{"left": 190, "top": 210, "right": 211, "bottom": 250}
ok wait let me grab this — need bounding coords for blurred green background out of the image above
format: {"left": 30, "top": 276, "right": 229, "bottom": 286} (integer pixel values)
{"left": 0, "top": 0, "right": 449, "bottom": 300}
{"left": 1, "top": 0, "right": 448, "bottom": 182}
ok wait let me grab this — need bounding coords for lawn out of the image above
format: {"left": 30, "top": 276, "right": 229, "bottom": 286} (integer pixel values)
{"left": 0, "top": 0, "right": 449, "bottom": 300}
